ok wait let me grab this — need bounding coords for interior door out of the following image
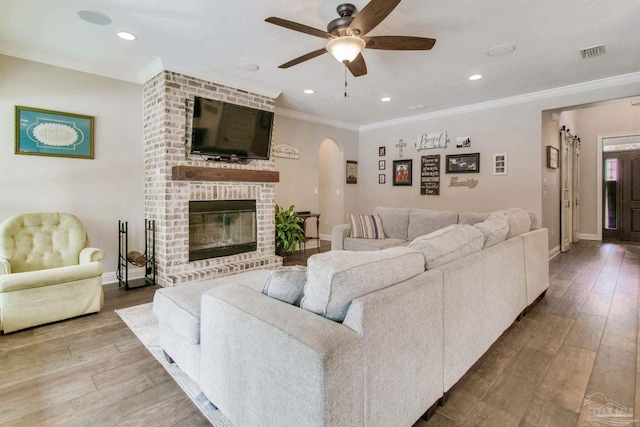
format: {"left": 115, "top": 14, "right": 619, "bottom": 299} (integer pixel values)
{"left": 620, "top": 150, "right": 640, "bottom": 241}
{"left": 603, "top": 152, "right": 621, "bottom": 239}
{"left": 572, "top": 138, "right": 581, "bottom": 243}
{"left": 560, "top": 130, "right": 572, "bottom": 252}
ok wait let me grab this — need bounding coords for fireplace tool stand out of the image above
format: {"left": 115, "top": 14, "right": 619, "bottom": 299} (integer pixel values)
{"left": 117, "top": 219, "right": 156, "bottom": 290}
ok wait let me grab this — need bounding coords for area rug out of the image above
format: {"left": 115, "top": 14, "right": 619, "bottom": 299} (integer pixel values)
{"left": 115, "top": 303, "right": 231, "bottom": 426}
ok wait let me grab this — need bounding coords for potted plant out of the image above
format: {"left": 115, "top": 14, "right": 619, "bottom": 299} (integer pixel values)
{"left": 275, "top": 204, "right": 305, "bottom": 256}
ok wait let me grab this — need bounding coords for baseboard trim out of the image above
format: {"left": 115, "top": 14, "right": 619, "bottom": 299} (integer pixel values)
{"left": 549, "top": 245, "right": 561, "bottom": 260}
{"left": 578, "top": 233, "right": 600, "bottom": 241}
{"left": 319, "top": 233, "right": 331, "bottom": 241}
{"left": 103, "top": 267, "right": 145, "bottom": 285}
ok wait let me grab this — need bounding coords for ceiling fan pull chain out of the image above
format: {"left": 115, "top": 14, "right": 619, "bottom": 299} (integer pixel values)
{"left": 344, "top": 63, "right": 348, "bottom": 98}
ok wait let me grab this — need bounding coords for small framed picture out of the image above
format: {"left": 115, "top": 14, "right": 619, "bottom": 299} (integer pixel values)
{"left": 493, "top": 153, "right": 507, "bottom": 175}
{"left": 446, "top": 153, "right": 480, "bottom": 174}
{"left": 379, "top": 174, "right": 386, "bottom": 184}
{"left": 379, "top": 160, "right": 386, "bottom": 170}
{"left": 547, "top": 146, "right": 559, "bottom": 169}
{"left": 393, "top": 159, "right": 412, "bottom": 186}
{"left": 346, "top": 160, "right": 358, "bottom": 184}
{"left": 379, "top": 146, "right": 386, "bottom": 156}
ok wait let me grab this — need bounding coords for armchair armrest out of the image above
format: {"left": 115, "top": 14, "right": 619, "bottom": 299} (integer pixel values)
{"left": 0, "top": 256, "right": 10, "bottom": 275}
{"left": 79, "top": 247, "right": 104, "bottom": 264}
{"left": 200, "top": 284, "right": 364, "bottom": 427}
{"left": 331, "top": 223, "right": 351, "bottom": 250}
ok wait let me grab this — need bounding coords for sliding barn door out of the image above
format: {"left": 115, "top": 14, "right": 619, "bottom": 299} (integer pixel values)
{"left": 560, "top": 129, "right": 573, "bottom": 252}
{"left": 572, "top": 138, "right": 581, "bottom": 243}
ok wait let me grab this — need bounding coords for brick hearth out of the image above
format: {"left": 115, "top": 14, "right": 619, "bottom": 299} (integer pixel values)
{"left": 142, "top": 70, "right": 282, "bottom": 287}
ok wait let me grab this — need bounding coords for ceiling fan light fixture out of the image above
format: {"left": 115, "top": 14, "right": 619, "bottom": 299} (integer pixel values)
{"left": 326, "top": 36, "right": 366, "bottom": 64}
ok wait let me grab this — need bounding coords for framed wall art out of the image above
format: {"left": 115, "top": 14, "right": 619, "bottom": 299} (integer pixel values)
{"left": 393, "top": 159, "right": 412, "bottom": 186}
{"left": 493, "top": 153, "right": 507, "bottom": 175}
{"left": 379, "top": 160, "right": 386, "bottom": 170}
{"left": 379, "top": 174, "right": 386, "bottom": 184}
{"left": 379, "top": 146, "right": 386, "bottom": 156}
{"left": 15, "top": 106, "right": 94, "bottom": 159}
{"left": 547, "top": 146, "right": 559, "bottom": 169}
{"left": 445, "top": 153, "right": 480, "bottom": 173}
{"left": 346, "top": 160, "right": 358, "bottom": 184}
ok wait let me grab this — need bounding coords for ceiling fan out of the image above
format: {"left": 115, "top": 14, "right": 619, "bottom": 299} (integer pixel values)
{"left": 265, "top": 0, "right": 436, "bottom": 77}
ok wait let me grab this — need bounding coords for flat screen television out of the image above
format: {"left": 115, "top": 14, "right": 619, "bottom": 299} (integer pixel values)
{"left": 190, "top": 96, "right": 274, "bottom": 161}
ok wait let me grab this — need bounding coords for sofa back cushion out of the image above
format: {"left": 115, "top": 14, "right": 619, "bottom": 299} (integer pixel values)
{"left": 488, "top": 208, "right": 531, "bottom": 239}
{"left": 409, "top": 224, "right": 484, "bottom": 269}
{"left": 373, "top": 207, "right": 412, "bottom": 240}
{"left": 262, "top": 266, "right": 308, "bottom": 306}
{"left": 301, "top": 247, "right": 425, "bottom": 322}
{"left": 458, "top": 212, "right": 490, "bottom": 225}
{"left": 473, "top": 217, "right": 509, "bottom": 248}
{"left": 407, "top": 209, "right": 459, "bottom": 241}
{"left": 347, "top": 214, "right": 385, "bottom": 239}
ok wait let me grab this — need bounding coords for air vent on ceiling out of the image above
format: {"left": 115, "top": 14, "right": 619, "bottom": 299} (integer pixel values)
{"left": 580, "top": 44, "right": 606, "bottom": 59}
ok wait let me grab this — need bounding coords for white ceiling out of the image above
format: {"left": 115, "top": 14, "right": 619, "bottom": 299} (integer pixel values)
{"left": 1, "top": 0, "right": 639, "bottom": 127}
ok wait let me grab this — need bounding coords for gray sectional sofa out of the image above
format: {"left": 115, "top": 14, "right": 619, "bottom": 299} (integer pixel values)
{"left": 153, "top": 207, "right": 549, "bottom": 427}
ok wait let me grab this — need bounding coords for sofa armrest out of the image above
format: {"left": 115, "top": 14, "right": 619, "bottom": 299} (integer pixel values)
{"left": 200, "top": 284, "right": 364, "bottom": 427}
{"left": 0, "top": 257, "right": 10, "bottom": 275}
{"left": 79, "top": 247, "right": 105, "bottom": 264}
{"left": 331, "top": 223, "right": 351, "bottom": 250}
{"left": 0, "top": 262, "right": 103, "bottom": 292}
{"left": 521, "top": 228, "right": 549, "bottom": 305}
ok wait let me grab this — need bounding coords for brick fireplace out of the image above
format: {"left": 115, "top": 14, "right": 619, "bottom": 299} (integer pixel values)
{"left": 143, "top": 70, "right": 282, "bottom": 287}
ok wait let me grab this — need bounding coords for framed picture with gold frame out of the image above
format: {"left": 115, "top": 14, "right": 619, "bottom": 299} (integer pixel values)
{"left": 15, "top": 106, "right": 94, "bottom": 159}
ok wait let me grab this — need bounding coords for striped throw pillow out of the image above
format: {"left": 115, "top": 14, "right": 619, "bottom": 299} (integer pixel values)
{"left": 348, "top": 214, "right": 386, "bottom": 239}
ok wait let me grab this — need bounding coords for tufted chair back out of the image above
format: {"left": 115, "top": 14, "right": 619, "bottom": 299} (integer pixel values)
{"left": 0, "top": 212, "right": 89, "bottom": 273}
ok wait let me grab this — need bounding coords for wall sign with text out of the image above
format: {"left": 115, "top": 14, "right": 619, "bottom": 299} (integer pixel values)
{"left": 416, "top": 131, "right": 448, "bottom": 151}
{"left": 421, "top": 155, "right": 440, "bottom": 195}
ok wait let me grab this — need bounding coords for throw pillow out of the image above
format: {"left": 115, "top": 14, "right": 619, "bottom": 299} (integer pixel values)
{"left": 348, "top": 214, "right": 386, "bottom": 239}
{"left": 407, "top": 209, "right": 458, "bottom": 241}
{"left": 458, "top": 212, "right": 490, "bottom": 225}
{"left": 262, "top": 265, "right": 307, "bottom": 306}
{"left": 409, "top": 224, "right": 484, "bottom": 269}
{"left": 488, "top": 208, "right": 531, "bottom": 239}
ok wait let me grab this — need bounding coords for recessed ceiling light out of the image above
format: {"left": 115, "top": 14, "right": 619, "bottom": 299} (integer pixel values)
{"left": 487, "top": 44, "right": 515, "bottom": 56}
{"left": 468, "top": 74, "right": 483, "bottom": 81}
{"left": 381, "top": 97, "right": 391, "bottom": 102}
{"left": 237, "top": 63, "right": 259, "bottom": 72}
{"left": 117, "top": 31, "right": 137, "bottom": 41}
{"left": 77, "top": 10, "right": 112, "bottom": 25}
{"left": 303, "top": 89, "right": 315, "bottom": 94}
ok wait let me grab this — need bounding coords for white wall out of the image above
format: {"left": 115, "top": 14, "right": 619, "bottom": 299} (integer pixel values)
{"left": 272, "top": 114, "right": 359, "bottom": 235}
{"left": 0, "top": 55, "right": 144, "bottom": 281}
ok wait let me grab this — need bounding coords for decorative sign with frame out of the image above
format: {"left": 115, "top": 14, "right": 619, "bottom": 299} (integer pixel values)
{"left": 15, "top": 106, "right": 94, "bottom": 159}
{"left": 547, "top": 146, "right": 559, "bottom": 169}
{"left": 421, "top": 155, "right": 440, "bottom": 195}
{"left": 393, "top": 159, "right": 412, "bottom": 186}
{"left": 445, "top": 153, "right": 480, "bottom": 173}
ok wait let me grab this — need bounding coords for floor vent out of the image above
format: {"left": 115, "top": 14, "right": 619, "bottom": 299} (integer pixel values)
{"left": 580, "top": 44, "right": 606, "bottom": 59}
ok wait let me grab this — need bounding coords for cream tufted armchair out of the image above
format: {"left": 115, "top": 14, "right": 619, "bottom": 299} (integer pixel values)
{"left": 0, "top": 212, "right": 104, "bottom": 333}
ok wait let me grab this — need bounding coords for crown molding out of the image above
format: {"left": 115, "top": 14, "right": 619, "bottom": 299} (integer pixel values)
{"left": 138, "top": 57, "right": 282, "bottom": 99}
{"left": 274, "top": 107, "right": 359, "bottom": 131}
{"left": 359, "top": 71, "right": 640, "bottom": 132}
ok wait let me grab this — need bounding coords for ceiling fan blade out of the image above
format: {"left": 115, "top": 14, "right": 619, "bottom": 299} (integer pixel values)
{"left": 347, "top": 54, "right": 368, "bottom": 77}
{"left": 278, "top": 48, "right": 328, "bottom": 69}
{"left": 265, "top": 17, "right": 333, "bottom": 39}
{"left": 364, "top": 36, "right": 436, "bottom": 50}
{"left": 348, "top": 0, "right": 401, "bottom": 36}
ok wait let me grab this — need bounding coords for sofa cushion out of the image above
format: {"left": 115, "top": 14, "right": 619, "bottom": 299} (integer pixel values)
{"left": 457, "top": 212, "right": 490, "bottom": 225}
{"left": 489, "top": 208, "right": 531, "bottom": 239}
{"left": 407, "top": 209, "right": 459, "bottom": 241}
{"left": 343, "top": 237, "right": 407, "bottom": 251}
{"left": 409, "top": 224, "right": 484, "bottom": 269}
{"left": 473, "top": 217, "right": 509, "bottom": 248}
{"left": 373, "top": 207, "right": 412, "bottom": 240}
{"left": 262, "top": 265, "right": 307, "bottom": 305}
{"left": 301, "top": 247, "right": 425, "bottom": 322}
{"left": 347, "top": 214, "right": 385, "bottom": 239}
{"left": 152, "top": 269, "right": 272, "bottom": 344}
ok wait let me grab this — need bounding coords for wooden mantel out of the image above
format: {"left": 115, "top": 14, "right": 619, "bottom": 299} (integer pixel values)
{"left": 171, "top": 166, "right": 279, "bottom": 183}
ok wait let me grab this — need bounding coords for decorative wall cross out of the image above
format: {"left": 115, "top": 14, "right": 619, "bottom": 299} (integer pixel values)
{"left": 396, "top": 139, "right": 407, "bottom": 158}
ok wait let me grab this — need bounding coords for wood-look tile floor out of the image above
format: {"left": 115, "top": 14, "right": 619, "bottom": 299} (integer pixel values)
{"left": 0, "top": 240, "right": 636, "bottom": 426}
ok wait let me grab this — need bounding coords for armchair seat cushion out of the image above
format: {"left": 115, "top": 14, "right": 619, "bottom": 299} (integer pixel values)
{"left": 0, "top": 262, "right": 103, "bottom": 293}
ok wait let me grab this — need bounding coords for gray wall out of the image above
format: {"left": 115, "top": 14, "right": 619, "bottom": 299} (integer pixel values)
{"left": 0, "top": 55, "right": 144, "bottom": 281}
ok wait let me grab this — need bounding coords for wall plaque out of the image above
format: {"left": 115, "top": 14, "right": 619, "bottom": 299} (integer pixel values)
{"left": 416, "top": 131, "right": 447, "bottom": 151}
{"left": 421, "top": 155, "right": 440, "bottom": 195}
{"left": 272, "top": 143, "right": 300, "bottom": 159}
